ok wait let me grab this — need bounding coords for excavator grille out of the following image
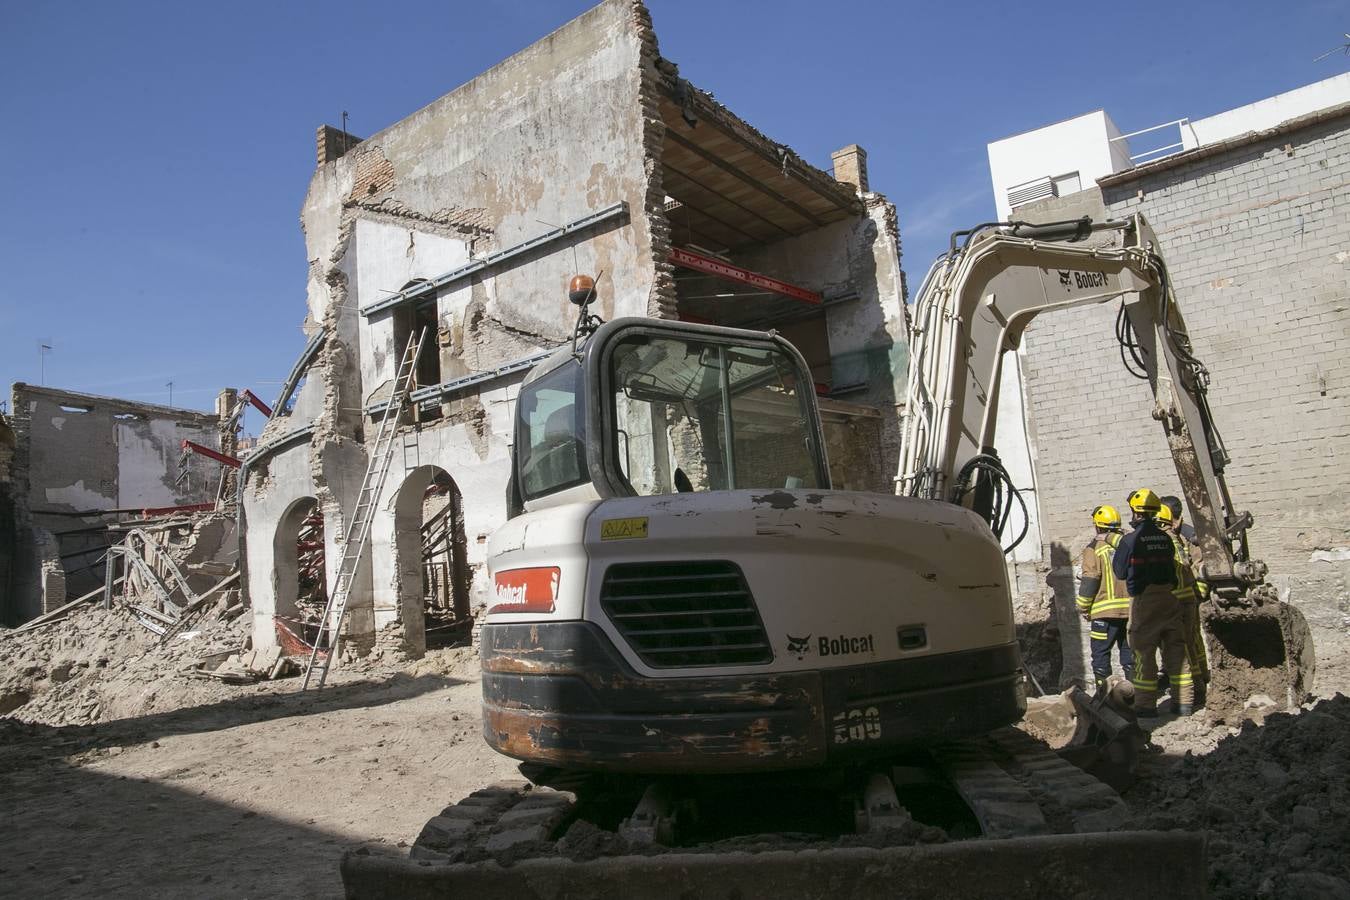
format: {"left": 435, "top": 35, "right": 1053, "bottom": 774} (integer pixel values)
{"left": 599, "top": 560, "right": 774, "bottom": 668}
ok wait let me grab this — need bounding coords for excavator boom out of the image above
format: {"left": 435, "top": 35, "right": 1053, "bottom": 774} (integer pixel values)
{"left": 901, "top": 214, "right": 1312, "bottom": 710}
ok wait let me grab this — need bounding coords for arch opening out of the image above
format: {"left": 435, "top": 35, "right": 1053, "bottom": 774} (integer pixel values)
{"left": 393, "top": 466, "right": 471, "bottom": 652}
{"left": 273, "top": 496, "right": 327, "bottom": 651}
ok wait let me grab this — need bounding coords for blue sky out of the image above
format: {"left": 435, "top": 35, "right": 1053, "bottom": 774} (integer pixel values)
{"left": 1, "top": 1, "right": 1345, "bottom": 423}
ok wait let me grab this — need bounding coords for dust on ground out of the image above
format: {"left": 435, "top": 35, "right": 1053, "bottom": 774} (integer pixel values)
{"left": 0, "top": 610, "right": 518, "bottom": 898}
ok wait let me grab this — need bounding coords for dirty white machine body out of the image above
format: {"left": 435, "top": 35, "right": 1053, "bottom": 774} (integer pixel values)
{"left": 481, "top": 317, "right": 1024, "bottom": 771}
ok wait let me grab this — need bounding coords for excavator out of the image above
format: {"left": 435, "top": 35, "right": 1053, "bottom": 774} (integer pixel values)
{"left": 342, "top": 215, "right": 1311, "bottom": 899}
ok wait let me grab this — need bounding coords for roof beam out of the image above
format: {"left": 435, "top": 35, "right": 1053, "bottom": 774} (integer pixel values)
{"left": 664, "top": 197, "right": 762, "bottom": 245}
{"left": 665, "top": 130, "right": 824, "bottom": 228}
{"left": 659, "top": 81, "right": 862, "bottom": 216}
{"left": 663, "top": 161, "right": 795, "bottom": 239}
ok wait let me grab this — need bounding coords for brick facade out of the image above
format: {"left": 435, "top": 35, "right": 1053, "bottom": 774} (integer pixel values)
{"left": 1016, "top": 105, "right": 1350, "bottom": 687}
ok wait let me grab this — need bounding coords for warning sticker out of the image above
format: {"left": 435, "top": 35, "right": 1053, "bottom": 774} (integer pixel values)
{"left": 601, "top": 517, "right": 649, "bottom": 541}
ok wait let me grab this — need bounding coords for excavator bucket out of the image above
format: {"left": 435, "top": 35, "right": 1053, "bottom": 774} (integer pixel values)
{"left": 1203, "top": 598, "right": 1315, "bottom": 721}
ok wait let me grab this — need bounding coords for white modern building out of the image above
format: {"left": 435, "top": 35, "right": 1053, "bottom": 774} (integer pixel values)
{"left": 988, "top": 71, "right": 1350, "bottom": 222}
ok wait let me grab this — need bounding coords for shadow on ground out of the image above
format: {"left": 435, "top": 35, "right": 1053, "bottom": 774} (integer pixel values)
{"left": 0, "top": 672, "right": 464, "bottom": 754}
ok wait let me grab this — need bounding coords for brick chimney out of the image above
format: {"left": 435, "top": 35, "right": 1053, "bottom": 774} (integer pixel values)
{"left": 316, "top": 124, "right": 364, "bottom": 167}
{"left": 830, "top": 144, "right": 869, "bottom": 193}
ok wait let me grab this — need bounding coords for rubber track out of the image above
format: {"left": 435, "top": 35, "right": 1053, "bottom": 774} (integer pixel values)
{"left": 408, "top": 733, "right": 1126, "bottom": 864}
{"left": 934, "top": 741, "right": 1050, "bottom": 838}
{"left": 410, "top": 781, "right": 576, "bottom": 863}
{"left": 988, "top": 727, "right": 1127, "bottom": 833}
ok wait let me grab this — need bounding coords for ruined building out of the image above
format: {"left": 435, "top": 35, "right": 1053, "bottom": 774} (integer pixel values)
{"left": 1, "top": 384, "right": 224, "bottom": 624}
{"left": 240, "top": 0, "right": 908, "bottom": 657}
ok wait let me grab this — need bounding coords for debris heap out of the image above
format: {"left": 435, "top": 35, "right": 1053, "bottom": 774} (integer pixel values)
{"left": 1124, "top": 695, "right": 1350, "bottom": 899}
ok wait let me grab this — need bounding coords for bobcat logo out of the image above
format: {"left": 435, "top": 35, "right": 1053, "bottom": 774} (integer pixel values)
{"left": 786, "top": 634, "right": 812, "bottom": 659}
{"left": 1058, "top": 270, "right": 1072, "bottom": 286}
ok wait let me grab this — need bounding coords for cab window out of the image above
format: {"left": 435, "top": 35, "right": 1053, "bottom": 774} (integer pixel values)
{"left": 609, "top": 335, "right": 823, "bottom": 495}
{"left": 516, "top": 362, "right": 586, "bottom": 500}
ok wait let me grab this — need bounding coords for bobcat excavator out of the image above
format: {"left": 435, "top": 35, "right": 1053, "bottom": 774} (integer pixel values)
{"left": 342, "top": 215, "right": 1310, "bottom": 899}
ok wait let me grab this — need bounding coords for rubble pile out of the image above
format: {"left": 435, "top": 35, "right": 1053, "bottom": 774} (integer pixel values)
{"left": 1125, "top": 695, "right": 1350, "bottom": 899}
{"left": 0, "top": 603, "right": 251, "bottom": 727}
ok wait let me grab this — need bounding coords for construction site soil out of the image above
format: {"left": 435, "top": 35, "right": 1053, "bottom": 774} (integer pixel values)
{"left": 2, "top": 607, "right": 1348, "bottom": 898}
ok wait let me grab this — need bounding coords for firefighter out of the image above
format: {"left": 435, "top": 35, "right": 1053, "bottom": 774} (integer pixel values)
{"left": 1112, "top": 488, "right": 1186, "bottom": 717}
{"left": 1076, "top": 505, "right": 1133, "bottom": 694}
{"left": 1158, "top": 502, "right": 1207, "bottom": 713}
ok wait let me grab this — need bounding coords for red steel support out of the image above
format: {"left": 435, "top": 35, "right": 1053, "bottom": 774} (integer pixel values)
{"left": 181, "top": 440, "right": 241, "bottom": 469}
{"left": 240, "top": 391, "right": 271, "bottom": 418}
{"left": 241, "top": 389, "right": 273, "bottom": 418}
{"left": 669, "top": 247, "right": 822, "bottom": 305}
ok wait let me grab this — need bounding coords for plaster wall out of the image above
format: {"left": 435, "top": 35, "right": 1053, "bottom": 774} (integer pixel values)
{"left": 1184, "top": 73, "right": 1350, "bottom": 150}
{"left": 243, "top": 0, "right": 662, "bottom": 655}
{"left": 987, "top": 110, "right": 1130, "bottom": 220}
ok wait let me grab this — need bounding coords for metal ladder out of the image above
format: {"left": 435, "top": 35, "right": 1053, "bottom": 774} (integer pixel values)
{"left": 302, "top": 329, "right": 427, "bottom": 690}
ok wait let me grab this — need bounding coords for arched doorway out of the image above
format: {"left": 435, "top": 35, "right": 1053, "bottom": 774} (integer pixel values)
{"left": 273, "top": 496, "right": 327, "bottom": 650}
{"left": 393, "top": 466, "right": 470, "bottom": 651}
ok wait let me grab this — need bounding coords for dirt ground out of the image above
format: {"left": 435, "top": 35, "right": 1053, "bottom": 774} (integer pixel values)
{"left": 0, "top": 627, "right": 519, "bottom": 898}
{"left": 3, "top": 606, "right": 1349, "bottom": 898}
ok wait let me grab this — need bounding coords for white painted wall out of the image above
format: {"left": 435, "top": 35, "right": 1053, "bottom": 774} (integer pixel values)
{"left": 1183, "top": 72, "right": 1350, "bottom": 150}
{"left": 354, "top": 218, "right": 471, "bottom": 401}
{"left": 987, "top": 110, "right": 1129, "bottom": 220}
{"left": 994, "top": 346, "right": 1042, "bottom": 563}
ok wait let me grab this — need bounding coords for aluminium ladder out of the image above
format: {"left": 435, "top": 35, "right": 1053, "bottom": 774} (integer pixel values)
{"left": 302, "top": 329, "right": 427, "bottom": 690}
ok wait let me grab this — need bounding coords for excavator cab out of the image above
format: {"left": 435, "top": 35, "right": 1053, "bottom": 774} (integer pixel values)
{"left": 511, "top": 319, "right": 828, "bottom": 515}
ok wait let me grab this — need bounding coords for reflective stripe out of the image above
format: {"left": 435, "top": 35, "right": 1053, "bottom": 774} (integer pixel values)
{"left": 1174, "top": 673, "right": 1194, "bottom": 685}
{"left": 1132, "top": 675, "right": 1158, "bottom": 690}
{"left": 1090, "top": 631, "right": 1108, "bottom": 640}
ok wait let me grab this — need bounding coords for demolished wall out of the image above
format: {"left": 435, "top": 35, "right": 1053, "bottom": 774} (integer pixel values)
{"left": 4, "top": 384, "right": 221, "bottom": 625}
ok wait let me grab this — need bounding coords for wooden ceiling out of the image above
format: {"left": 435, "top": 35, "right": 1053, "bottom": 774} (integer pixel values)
{"left": 658, "top": 94, "right": 861, "bottom": 253}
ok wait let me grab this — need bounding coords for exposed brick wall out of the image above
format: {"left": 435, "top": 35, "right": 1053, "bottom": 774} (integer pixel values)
{"left": 631, "top": 0, "right": 678, "bottom": 320}
{"left": 1018, "top": 110, "right": 1350, "bottom": 655}
{"left": 316, "top": 124, "right": 363, "bottom": 167}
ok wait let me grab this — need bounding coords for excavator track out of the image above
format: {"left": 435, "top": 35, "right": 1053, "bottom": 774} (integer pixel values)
{"left": 341, "top": 729, "right": 1203, "bottom": 900}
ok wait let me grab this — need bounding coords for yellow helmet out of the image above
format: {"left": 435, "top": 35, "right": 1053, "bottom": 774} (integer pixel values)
{"left": 1156, "top": 504, "right": 1173, "bottom": 525}
{"left": 1128, "top": 488, "right": 1161, "bottom": 516}
{"left": 1091, "top": 505, "right": 1121, "bottom": 529}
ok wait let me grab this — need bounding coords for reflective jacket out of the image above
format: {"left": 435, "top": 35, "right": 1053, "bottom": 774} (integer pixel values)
{"left": 1112, "top": 518, "right": 1178, "bottom": 596}
{"left": 1169, "top": 532, "right": 1198, "bottom": 602}
{"left": 1076, "top": 531, "right": 1131, "bottom": 619}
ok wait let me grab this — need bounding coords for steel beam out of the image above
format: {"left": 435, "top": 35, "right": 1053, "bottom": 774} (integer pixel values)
{"left": 367, "top": 350, "right": 555, "bottom": 416}
{"left": 271, "top": 328, "right": 327, "bottom": 418}
{"left": 360, "top": 202, "right": 629, "bottom": 318}
{"left": 181, "top": 440, "right": 242, "bottom": 468}
{"left": 669, "top": 247, "right": 821, "bottom": 305}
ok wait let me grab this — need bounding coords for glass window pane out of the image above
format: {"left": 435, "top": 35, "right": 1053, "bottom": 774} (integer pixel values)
{"left": 609, "top": 335, "right": 821, "bottom": 496}
{"left": 517, "top": 362, "right": 586, "bottom": 500}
